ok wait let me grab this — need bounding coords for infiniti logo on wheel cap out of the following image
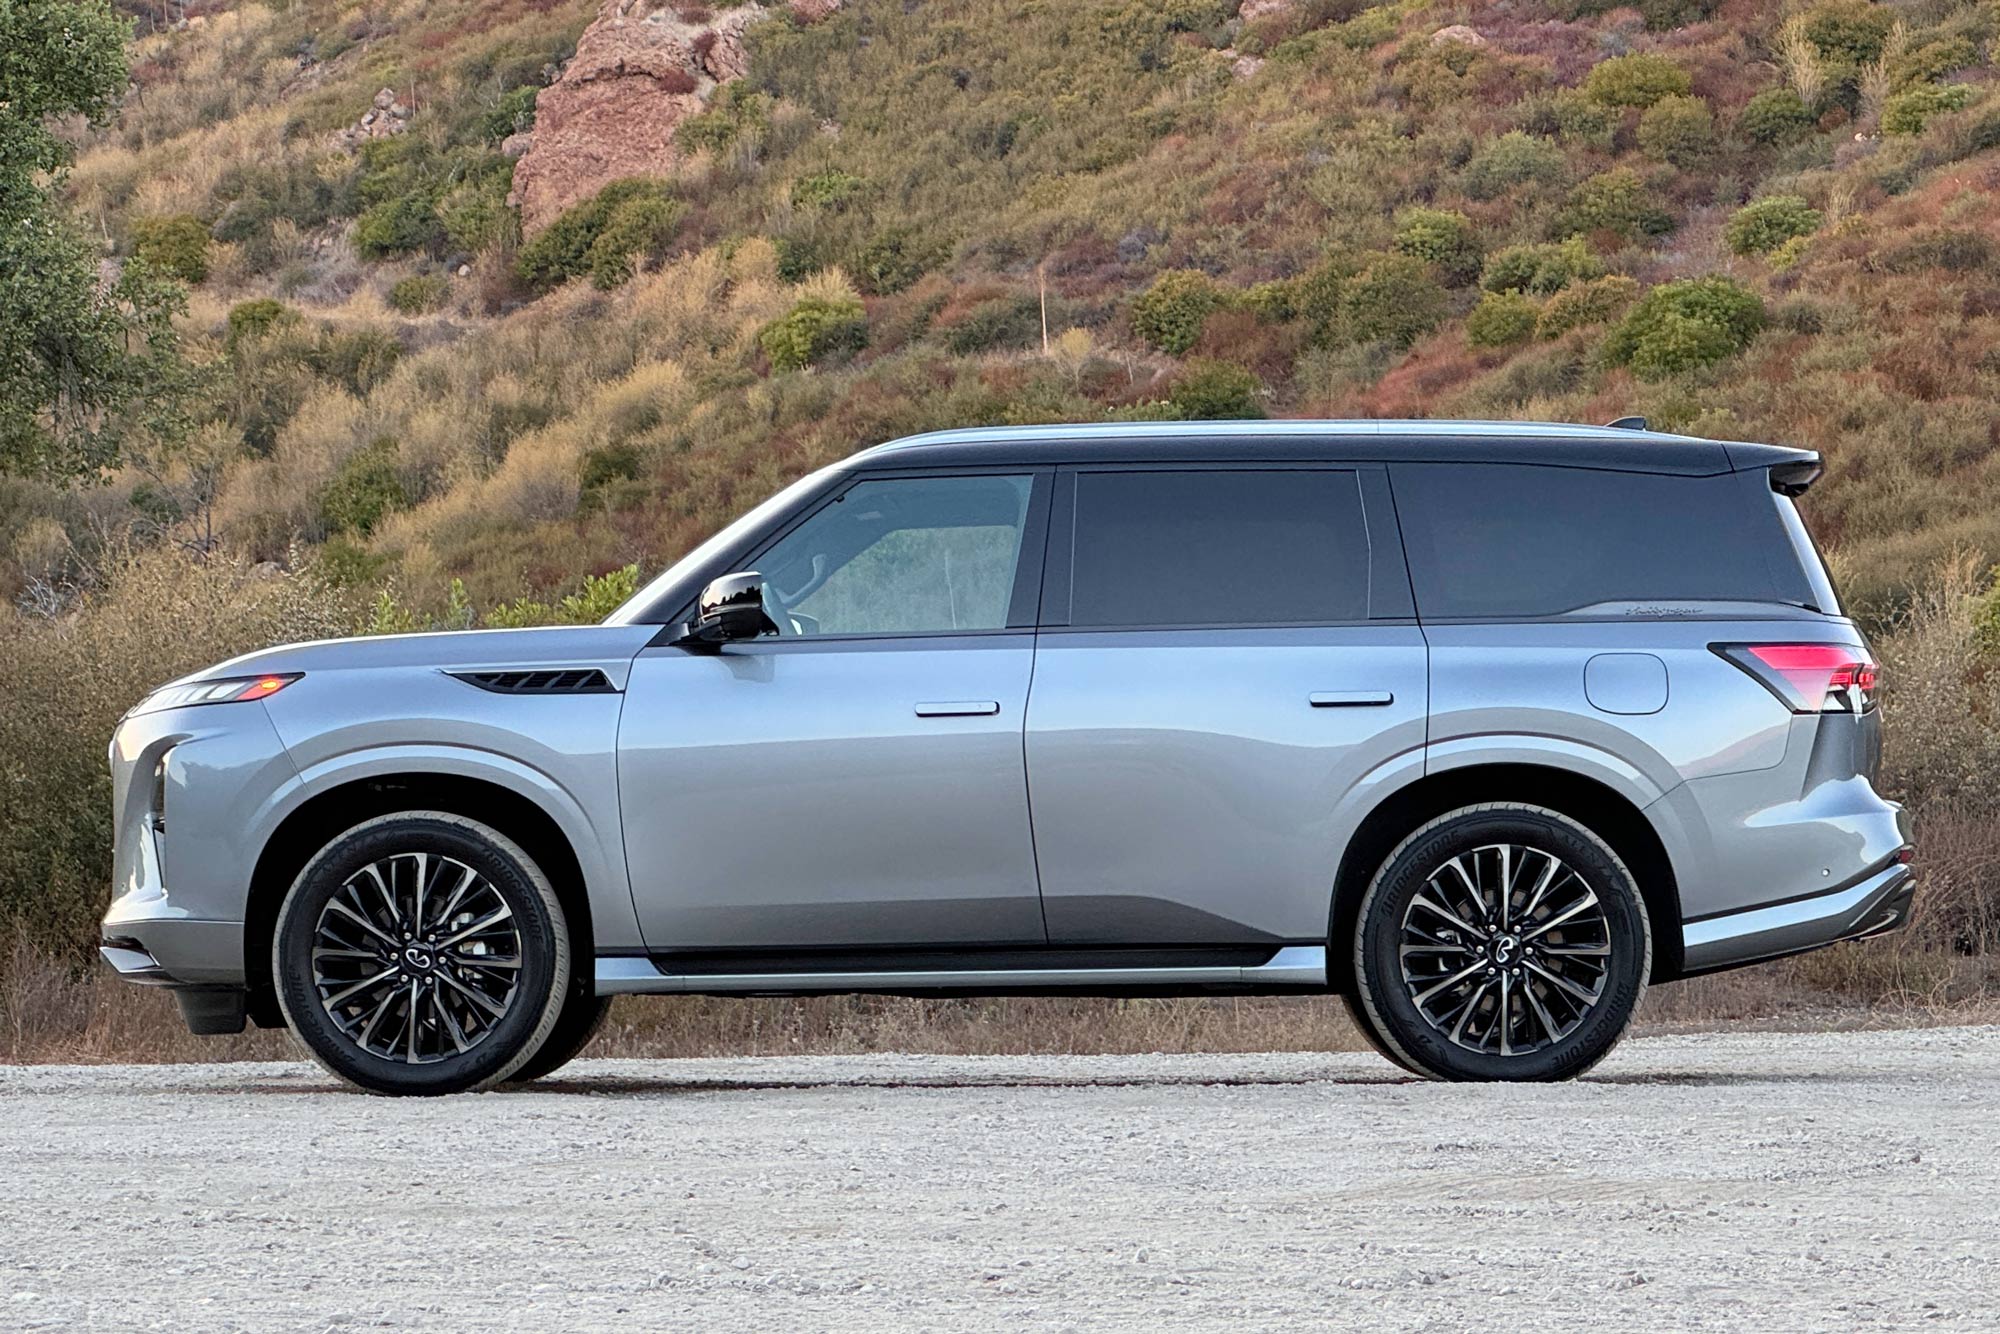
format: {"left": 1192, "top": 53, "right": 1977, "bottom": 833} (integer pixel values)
{"left": 1491, "top": 935, "right": 1520, "bottom": 965}
{"left": 402, "top": 945, "right": 434, "bottom": 971}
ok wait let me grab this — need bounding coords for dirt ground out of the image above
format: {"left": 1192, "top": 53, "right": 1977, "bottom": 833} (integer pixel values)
{"left": 1, "top": 1025, "right": 1994, "bottom": 1331}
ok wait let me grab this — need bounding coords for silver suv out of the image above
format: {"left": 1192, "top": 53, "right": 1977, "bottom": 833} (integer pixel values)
{"left": 103, "top": 421, "right": 1914, "bottom": 1093}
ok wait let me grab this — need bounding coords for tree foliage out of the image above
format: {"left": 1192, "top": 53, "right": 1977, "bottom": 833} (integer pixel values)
{"left": 0, "top": 0, "right": 195, "bottom": 481}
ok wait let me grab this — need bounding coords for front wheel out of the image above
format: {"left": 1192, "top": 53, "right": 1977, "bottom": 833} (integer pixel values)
{"left": 272, "top": 812, "right": 571, "bottom": 1095}
{"left": 1353, "top": 803, "right": 1650, "bottom": 1082}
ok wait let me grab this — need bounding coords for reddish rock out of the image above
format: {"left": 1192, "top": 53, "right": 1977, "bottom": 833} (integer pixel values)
{"left": 1238, "top": 0, "right": 1294, "bottom": 20}
{"left": 511, "top": 0, "right": 841, "bottom": 235}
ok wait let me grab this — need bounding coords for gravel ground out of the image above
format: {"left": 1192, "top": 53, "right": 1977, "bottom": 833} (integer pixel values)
{"left": 1, "top": 1026, "right": 1995, "bottom": 1332}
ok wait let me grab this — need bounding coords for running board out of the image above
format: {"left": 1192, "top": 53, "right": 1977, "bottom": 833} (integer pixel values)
{"left": 595, "top": 945, "right": 1327, "bottom": 997}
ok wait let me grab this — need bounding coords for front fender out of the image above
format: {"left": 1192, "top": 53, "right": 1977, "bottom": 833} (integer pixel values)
{"left": 250, "top": 741, "right": 643, "bottom": 953}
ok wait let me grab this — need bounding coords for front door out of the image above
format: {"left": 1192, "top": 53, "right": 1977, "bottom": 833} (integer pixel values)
{"left": 618, "top": 470, "right": 1051, "bottom": 953}
{"left": 1024, "top": 465, "right": 1429, "bottom": 946}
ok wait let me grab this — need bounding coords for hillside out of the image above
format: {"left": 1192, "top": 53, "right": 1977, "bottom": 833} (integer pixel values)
{"left": 6, "top": 0, "right": 2000, "bottom": 999}
{"left": 5, "top": 0, "right": 1999, "bottom": 612}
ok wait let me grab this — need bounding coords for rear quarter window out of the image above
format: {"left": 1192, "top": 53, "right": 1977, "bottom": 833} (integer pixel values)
{"left": 1390, "top": 463, "right": 1816, "bottom": 619}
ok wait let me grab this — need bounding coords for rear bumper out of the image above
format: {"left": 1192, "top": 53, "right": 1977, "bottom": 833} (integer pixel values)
{"left": 1681, "top": 856, "right": 1916, "bottom": 974}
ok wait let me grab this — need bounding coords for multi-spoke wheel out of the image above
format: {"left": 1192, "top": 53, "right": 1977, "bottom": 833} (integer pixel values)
{"left": 273, "top": 813, "right": 570, "bottom": 1095}
{"left": 1352, "top": 803, "right": 1650, "bottom": 1082}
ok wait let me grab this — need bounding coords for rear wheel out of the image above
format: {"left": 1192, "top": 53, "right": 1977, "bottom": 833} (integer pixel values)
{"left": 273, "top": 812, "right": 570, "bottom": 1096}
{"left": 1353, "top": 803, "right": 1649, "bottom": 1082}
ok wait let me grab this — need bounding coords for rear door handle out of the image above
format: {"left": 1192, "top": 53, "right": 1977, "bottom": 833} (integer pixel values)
{"left": 915, "top": 700, "right": 1001, "bottom": 717}
{"left": 1310, "top": 691, "right": 1394, "bottom": 708}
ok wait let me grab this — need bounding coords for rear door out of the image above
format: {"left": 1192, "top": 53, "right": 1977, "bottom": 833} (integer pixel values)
{"left": 1022, "top": 464, "right": 1428, "bottom": 946}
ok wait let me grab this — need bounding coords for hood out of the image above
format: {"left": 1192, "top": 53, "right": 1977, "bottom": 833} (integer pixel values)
{"left": 168, "top": 623, "right": 664, "bottom": 690}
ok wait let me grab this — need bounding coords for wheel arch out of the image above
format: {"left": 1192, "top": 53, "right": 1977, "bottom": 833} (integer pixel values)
{"left": 1329, "top": 763, "right": 1685, "bottom": 990}
{"left": 243, "top": 774, "right": 594, "bottom": 1025}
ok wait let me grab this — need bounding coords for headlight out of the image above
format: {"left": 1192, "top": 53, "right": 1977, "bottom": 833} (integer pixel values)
{"left": 133, "top": 673, "right": 302, "bottom": 715}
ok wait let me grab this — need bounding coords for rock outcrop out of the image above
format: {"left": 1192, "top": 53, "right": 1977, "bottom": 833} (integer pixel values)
{"left": 509, "top": 0, "right": 840, "bottom": 235}
{"left": 331, "top": 87, "right": 411, "bottom": 150}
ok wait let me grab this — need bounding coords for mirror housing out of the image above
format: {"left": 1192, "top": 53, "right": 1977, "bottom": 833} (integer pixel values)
{"left": 676, "top": 572, "right": 776, "bottom": 649}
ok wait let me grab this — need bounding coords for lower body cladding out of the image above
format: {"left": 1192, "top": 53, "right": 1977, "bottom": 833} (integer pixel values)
{"left": 594, "top": 945, "right": 1329, "bottom": 998}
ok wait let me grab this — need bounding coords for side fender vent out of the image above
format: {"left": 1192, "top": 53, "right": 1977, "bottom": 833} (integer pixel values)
{"left": 451, "top": 669, "right": 618, "bottom": 695}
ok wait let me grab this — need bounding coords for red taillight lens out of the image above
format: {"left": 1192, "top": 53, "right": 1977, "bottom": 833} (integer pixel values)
{"left": 1715, "top": 643, "right": 1879, "bottom": 713}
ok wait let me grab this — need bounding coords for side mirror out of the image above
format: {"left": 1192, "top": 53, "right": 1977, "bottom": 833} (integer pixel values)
{"left": 677, "top": 572, "right": 776, "bottom": 649}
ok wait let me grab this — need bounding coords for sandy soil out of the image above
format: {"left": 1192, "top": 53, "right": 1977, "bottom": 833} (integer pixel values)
{"left": 1, "top": 1026, "right": 1994, "bottom": 1331}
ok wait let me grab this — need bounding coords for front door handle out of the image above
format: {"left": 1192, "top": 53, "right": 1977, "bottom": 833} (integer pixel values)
{"left": 1310, "top": 691, "right": 1395, "bottom": 708}
{"left": 916, "top": 700, "right": 1001, "bottom": 717}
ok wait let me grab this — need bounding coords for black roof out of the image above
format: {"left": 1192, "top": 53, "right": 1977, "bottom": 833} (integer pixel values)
{"left": 847, "top": 420, "right": 1816, "bottom": 476}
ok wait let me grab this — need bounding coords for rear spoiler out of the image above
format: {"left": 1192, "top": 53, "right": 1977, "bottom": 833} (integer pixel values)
{"left": 1768, "top": 456, "right": 1824, "bottom": 496}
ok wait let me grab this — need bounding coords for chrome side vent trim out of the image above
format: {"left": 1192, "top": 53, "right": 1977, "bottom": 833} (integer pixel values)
{"left": 451, "top": 669, "right": 618, "bottom": 695}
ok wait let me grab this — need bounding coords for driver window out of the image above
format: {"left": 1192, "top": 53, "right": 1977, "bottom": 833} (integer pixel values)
{"left": 756, "top": 474, "right": 1035, "bottom": 636}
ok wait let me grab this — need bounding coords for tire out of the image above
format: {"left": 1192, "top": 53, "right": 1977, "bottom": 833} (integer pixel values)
{"left": 1353, "top": 803, "right": 1650, "bottom": 1082}
{"left": 1339, "top": 989, "right": 1421, "bottom": 1076}
{"left": 507, "top": 986, "right": 612, "bottom": 1084}
{"left": 272, "top": 812, "right": 571, "bottom": 1096}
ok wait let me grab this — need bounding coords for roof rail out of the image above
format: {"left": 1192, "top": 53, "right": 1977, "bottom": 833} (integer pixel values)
{"left": 1605, "top": 416, "right": 1649, "bottom": 431}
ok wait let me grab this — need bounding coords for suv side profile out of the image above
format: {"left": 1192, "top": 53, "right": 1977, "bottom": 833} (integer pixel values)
{"left": 102, "top": 421, "right": 1915, "bottom": 1093}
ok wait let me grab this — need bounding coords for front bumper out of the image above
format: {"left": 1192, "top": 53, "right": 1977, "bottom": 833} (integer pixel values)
{"left": 1681, "top": 854, "right": 1916, "bottom": 974}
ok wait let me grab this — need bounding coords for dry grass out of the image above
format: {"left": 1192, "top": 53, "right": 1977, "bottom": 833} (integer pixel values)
{"left": 7, "top": 936, "right": 1995, "bottom": 1068}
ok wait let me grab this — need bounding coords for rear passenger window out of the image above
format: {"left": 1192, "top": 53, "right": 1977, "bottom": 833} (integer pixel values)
{"left": 1393, "top": 463, "right": 1813, "bottom": 619}
{"left": 1067, "top": 470, "right": 1370, "bottom": 628}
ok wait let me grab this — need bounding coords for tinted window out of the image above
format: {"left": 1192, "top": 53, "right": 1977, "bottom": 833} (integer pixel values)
{"left": 757, "top": 474, "right": 1034, "bottom": 635}
{"left": 1393, "top": 464, "right": 1813, "bottom": 619}
{"left": 1067, "top": 470, "right": 1370, "bottom": 628}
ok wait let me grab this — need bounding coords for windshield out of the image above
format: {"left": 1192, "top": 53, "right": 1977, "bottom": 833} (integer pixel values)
{"left": 601, "top": 462, "right": 848, "bottom": 626}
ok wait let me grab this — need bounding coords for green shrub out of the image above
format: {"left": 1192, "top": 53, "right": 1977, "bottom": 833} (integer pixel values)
{"left": 480, "top": 85, "right": 539, "bottom": 141}
{"left": 791, "top": 169, "right": 868, "bottom": 210}
{"left": 1480, "top": 237, "right": 1605, "bottom": 295}
{"left": 1553, "top": 168, "right": 1675, "bottom": 240}
{"left": 1166, "top": 360, "right": 1264, "bottom": 419}
{"left": 319, "top": 437, "right": 409, "bottom": 536}
{"left": 676, "top": 85, "right": 770, "bottom": 155}
{"left": 354, "top": 195, "right": 442, "bottom": 259}
{"left": 941, "top": 296, "right": 1043, "bottom": 355}
{"left": 1883, "top": 84, "right": 1977, "bottom": 136}
{"left": 1461, "top": 131, "right": 1569, "bottom": 200}
{"left": 387, "top": 274, "right": 450, "bottom": 314}
{"left": 1535, "top": 274, "right": 1639, "bottom": 337}
{"left": 1636, "top": 95, "right": 1715, "bottom": 169}
{"left": 1343, "top": 253, "right": 1448, "bottom": 348}
{"left": 1241, "top": 279, "right": 1297, "bottom": 322}
{"left": 853, "top": 226, "right": 949, "bottom": 296}
{"left": 1582, "top": 53, "right": 1692, "bottom": 109}
{"left": 1131, "top": 269, "right": 1225, "bottom": 354}
{"left": 1465, "top": 291, "right": 1539, "bottom": 347}
{"left": 436, "top": 174, "right": 516, "bottom": 254}
{"left": 1888, "top": 37, "right": 1978, "bottom": 93}
{"left": 311, "top": 328, "right": 403, "bottom": 396}
{"left": 760, "top": 293, "right": 868, "bottom": 370}
{"left": 1800, "top": 0, "right": 1897, "bottom": 68}
{"left": 1878, "top": 228, "right": 1996, "bottom": 274}
{"left": 1737, "top": 88, "right": 1817, "bottom": 144}
{"left": 1603, "top": 277, "right": 1765, "bottom": 379}
{"left": 583, "top": 193, "right": 685, "bottom": 289}
{"left": 128, "top": 214, "right": 210, "bottom": 283}
{"left": 486, "top": 566, "right": 641, "bottom": 628}
{"left": 224, "top": 298, "right": 298, "bottom": 355}
{"left": 515, "top": 179, "right": 685, "bottom": 290}
{"left": 1392, "top": 207, "right": 1482, "bottom": 286}
{"left": 1724, "top": 196, "right": 1823, "bottom": 256}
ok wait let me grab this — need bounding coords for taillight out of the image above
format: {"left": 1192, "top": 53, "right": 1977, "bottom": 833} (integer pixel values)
{"left": 1714, "top": 643, "right": 1879, "bottom": 713}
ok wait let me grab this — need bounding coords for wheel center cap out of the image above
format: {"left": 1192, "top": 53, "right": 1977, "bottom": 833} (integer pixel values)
{"left": 1491, "top": 934, "right": 1521, "bottom": 966}
{"left": 402, "top": 945, "right": 434, "bottom": 972}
